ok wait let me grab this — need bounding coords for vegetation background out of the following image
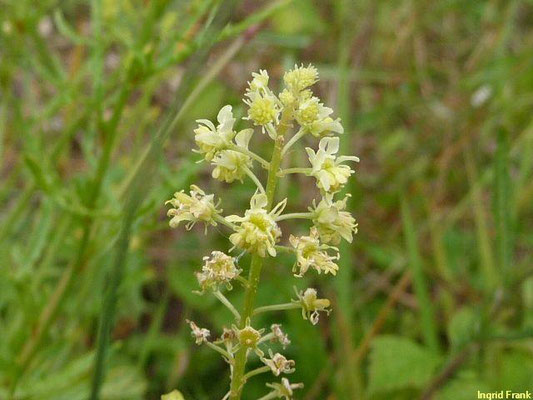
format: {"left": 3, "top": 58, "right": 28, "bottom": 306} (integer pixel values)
{"left": 1, "top": 0, "right": 532, "bottom": 399}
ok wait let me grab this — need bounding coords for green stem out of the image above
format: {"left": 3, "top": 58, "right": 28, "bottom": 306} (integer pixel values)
{"left": 228, "top": 112, "right": 291, "bottom": 400}
{"left": 278, "top": 167, "right": 311, "bottom": 176}
{"left": 253, "top": 303, "right": 301, "bottom": 316}
{"left": 214, "top": 290, "right": 241, "bottom": 321}
{"left": 243, "top": 365, "right": 271, "bottom": 381}
{"left": 275, "top": 212, "right": 313, "bottom": 222}
{"left": 228, "top": 143, "right": 270, "bottom": 169}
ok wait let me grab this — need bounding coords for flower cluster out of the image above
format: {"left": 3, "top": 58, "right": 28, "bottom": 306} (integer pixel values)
{"left": 164, "top": 65, "right": 359, "bottom": 399}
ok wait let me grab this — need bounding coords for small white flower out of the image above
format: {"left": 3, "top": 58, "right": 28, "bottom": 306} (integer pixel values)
{"left": 262, "top": 350, "right": 295, "bottom": 376}
{"left": 306, "top": 137, "right": 359, "bottom": 193}
{"left": 211, "top": 129, "right": 254, "bottom": 183}
{"left": 289, "top": 227, "right": 339, "bottom": 277}
{"left": 283, "top": 64, "right": 319, "bottom": 92}
{"left": 294, "top": 288, "right": 331, "bottom": 325}
{"left": 194, "top": 105, "right": 236, "bottom": 161}
{"left": 227, "top": 192, "right": 286, "bottom": 257}
{"left": 165, "top": 185, "right": 221, "bottom": 232}
{"left": 196, "top": 251, "right": 241, "bottom": 292}
{"left": 265, "top": 377, "right": 304, "bottom": 400}
{"left": 270, "top": 324, "right": 291, "bottom": 348}
{"left": 186, "top": 319, "right": 210, "bottom": 345}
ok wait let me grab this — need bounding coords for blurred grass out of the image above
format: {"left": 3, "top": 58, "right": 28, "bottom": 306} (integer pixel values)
{"left": 1, "top": 0, "right": 533, "bottom": 399}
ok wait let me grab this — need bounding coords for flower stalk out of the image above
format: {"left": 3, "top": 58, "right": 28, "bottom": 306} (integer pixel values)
{"left": 229, "top": 110, "right": 291, "bottom": 399}
{"left": 164, "top": 65, "right": 359, "bottom": 399}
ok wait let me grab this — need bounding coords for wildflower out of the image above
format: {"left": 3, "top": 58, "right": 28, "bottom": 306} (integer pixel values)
{"left": 310, "top": 194, "right": 358, "bottom": 245}
{"left": 289, "top": 227, "right": 339, "bottom": 277}
{"left": 265, "top": 378, "right": 304, "bottom": 400}
{"left": 194, "top": 105, "right": 236, "bottom": 161}
{"left": 227, "top": 192, "right": 286, "bottom": 257}
{"left": 166, "top": 185, "right": 221, "bottom": 232}
{"left": 283, "top": 64, "right": 319, "bottom": 92}
{"left": 294, "top": 288, "right": 331, "bottom": 325}
{"left": 270, "top": 324, "right": 291, "bottom": 348}
{"left": 211, "top": 129, "right": 254, "bottom": 183}
{"left": 306, "top": 137, "right": 359, "bottom": 193}
{"left": 295, "top": 96, "right": 344, "bottom": 137}
{"left": 262, "top": 350, "right": 295, "bottom": 376}
{"left": 244, "top": 70, "right": 281, "bottom": 135}
{"left": 196, "top": 251, "right": 241, "bottom": 292}
{"left": 186, "top": 320, "right": 210, "bottom": 344}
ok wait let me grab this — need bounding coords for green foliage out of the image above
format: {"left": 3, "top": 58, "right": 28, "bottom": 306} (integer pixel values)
{"left": 368, "top": 335, "right": 441, "bottom": 395}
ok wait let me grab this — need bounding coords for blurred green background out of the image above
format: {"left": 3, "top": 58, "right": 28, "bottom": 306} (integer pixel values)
{"left": 1, "top": 0, "right": 532, "bottom": 399}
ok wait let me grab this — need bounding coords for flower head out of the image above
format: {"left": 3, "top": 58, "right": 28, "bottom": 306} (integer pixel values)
{"left": 296, "top": 97, "right": 343, "bottom": 137}
{"left": 306, "top": 137, "right": 359, "bottom": 193}
{"left": 289, "top": 227, "right": 339, "bottom": 277}
{"left": 310, "top": 194, "right": 358, "bottom": 245}
{"left": 194, "top": 105, "right": 236, "bottom": 161}
{"left": 196, "top": 251, "right": 241, "bottom": 292}
{"left": 270, "top": 324, "right": 291, "bottom": 348}
{"left": 265, "top": 378, "right": 304, "bottom": 400}
{"left": 284, "top": 64, "right": 319, "bottom": 93}
{"left": 227, "top": 192, "right": 286, "bottom": 257}
{"left": 294, "top": 288, "right": 331, "bottom": 325}
{"left": 211, "top": 129, "right": 254, "bottom": 183}
{"left": 165, "top": 185, "right": 221, "bottom": 232}
{"left": 262, "top": 350, "right": 295, "bottom": 376}
{"left": 186, "top": 319, "right": 210, "bottom": 345}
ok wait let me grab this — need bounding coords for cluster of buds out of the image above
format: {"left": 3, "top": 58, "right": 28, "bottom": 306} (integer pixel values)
{"left": 165, "top": 65, "right": 359, "bottom": 399}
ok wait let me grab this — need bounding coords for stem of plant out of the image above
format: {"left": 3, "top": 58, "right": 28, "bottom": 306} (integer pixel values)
{"left": 228, "top": 112, "right": 291, "bottom": 400}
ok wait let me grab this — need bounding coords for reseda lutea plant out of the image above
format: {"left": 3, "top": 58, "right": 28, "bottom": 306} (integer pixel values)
{"left": 165, "top": 65, "right": 359, "bottom": 400}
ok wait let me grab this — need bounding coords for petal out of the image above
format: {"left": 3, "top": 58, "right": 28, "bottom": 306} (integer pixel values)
{"left": 235, "top": 128, "right": 254, "bottom": 148}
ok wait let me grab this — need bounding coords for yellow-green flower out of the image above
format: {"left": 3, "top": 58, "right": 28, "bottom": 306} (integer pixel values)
{"left": 310, "top": 194, "right": 358, "bottom": 245}
{"left": 165, "top": 185, "right": 221, "bottom": 232}
{"left": 196, "top": 251, "right": 241, "bottom": 292}
{"left": 283, "top": 64, "right": 318, "bottom": 93}
{"left": 289, "top": 227, "right": 339, "bottom": 277}
{"left": 295, "top": 97, "right": 344, "bottom": 137}
{"left": 194, "top": 105, "right": 236, "bottom": 161}
{"left": 244, "top": 69, "right": 281, "bottom": 136}
{"left": 211, "top": 129, "right": 254, "bottom": 183}
{"left": 227, "top": 192, "right": 286, "bottom": 257}
{"left": 294, "top": 288, "right": 331, "bottom": 325}
{"left": 306, "top": 137, "right": 359, "bottom": 193}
